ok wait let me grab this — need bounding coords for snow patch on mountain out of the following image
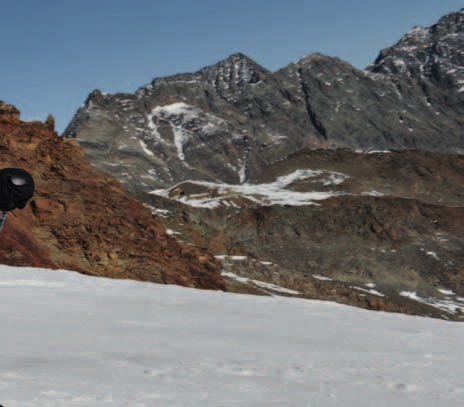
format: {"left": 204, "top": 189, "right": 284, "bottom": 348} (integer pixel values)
{"left": 151, "top": 169, "right": 348, "bottom": 208}
{"left": 400, "top": 290, "right": 464, "bottom": 314}
{"left": 221, "top": 271, "right": 301, "bottom": 295}
{"left": 274, "top": 169, "right": 323, "bottom": 185}
{"left": 238, "top": 158, "right": 247, "bottom": 183}
{"left": 146, "top": 102, "right": 227, "bottom": 162}
{"left": 139, "top": 140, "right": 154, "bottom": 156}
{"left": 323, "top": 172, "right": 348, "bottom": 185}
{"left": 146, "top": 114, "right": 162, "bottom": 142}
{"left": 351, "top": 286, "right": 385, "bottom": 297}
{"left": 312, "top": 274, "right": 333, "bottom": 281}
{"left": 438, "top": 288, "right": 455, "bottom": 296}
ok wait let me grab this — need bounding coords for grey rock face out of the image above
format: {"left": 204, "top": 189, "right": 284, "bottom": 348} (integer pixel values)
{"left": 63, "top": 53, "right": 318, "bottom": 190}
{"left": 367, "top": 9, "right": 464, "bottom": 92}
{"left": 275, "top": 53, "right": 464, "bottom": 150}
{"left": 63, "top": 11, "right": 464, "bottom": 192}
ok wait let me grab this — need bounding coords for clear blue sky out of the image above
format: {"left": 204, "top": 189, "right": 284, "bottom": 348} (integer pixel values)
{"left": 1, "top": 0, "right": 462, "bottom": 134}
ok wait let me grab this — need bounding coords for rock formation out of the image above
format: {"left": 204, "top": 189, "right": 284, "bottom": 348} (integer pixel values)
{"left": 367, "top": 9, "right": 464, "bottom": 92}
{"left": 0, "top": 101, "right": 226, "bottom": 290}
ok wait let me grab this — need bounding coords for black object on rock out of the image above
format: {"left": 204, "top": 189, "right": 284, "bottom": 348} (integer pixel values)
{"left": 0, "top": 168, "right": 35, "bottom": 232}
{"left": 0, "top": 168, "right": 35, "bottom": 211}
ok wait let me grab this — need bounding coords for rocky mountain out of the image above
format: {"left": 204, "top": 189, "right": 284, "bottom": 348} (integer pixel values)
{"left": 61, "top": 10, "right": 464, "bottom": 320}
{"left": 0, "top": 101, "right": 225, "bottom": 290}
{"left": 367, "top": 9, "right": 464, "bottom": 92}
{"left": 63, "top": 11, "right": 464, "bottom": 192}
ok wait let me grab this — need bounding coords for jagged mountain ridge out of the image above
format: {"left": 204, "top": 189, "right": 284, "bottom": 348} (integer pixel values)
{"left": 367, "top": 9, "right": 464, "bottom": 92}
{"left": 137, "top": 52, "right": 269, "bottom": 101}
{"left": 63, "top": 9, "right": 464, "bottom": 192}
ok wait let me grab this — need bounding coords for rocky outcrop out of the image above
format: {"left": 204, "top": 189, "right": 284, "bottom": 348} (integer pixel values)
{"left": 0, "top": 101, "right": 20, "bottom": 121}
{"left": 0, "top": 101, "right": 226, "bottom": 290}
{"left": 367, "top": 9, "right": 464, "bottom": 93}
{"left": 276, "top": 53, "right": 464, "bottom": 150}
{"left": 45, "top": 114, "right": 55, "bottom": 131}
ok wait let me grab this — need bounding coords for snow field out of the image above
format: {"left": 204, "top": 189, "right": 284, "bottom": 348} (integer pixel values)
{"left": 0, "top": 265, "right": 463, "bottom": 406}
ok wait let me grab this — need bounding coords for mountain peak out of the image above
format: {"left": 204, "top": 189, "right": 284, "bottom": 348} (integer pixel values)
{"left": 294, "top": 52, "right": 350, "bottom": 68}
{"left": 433, "top": 8, "right": 464, "bottom": 34}
{"left": 224, "top": 52, "right": 254, "bottom": 61}
{"left": 135, "top": 53, "right": 269, "bottom": 99}
{"left": 198, "top": 53, "right": 270, "bottom": 97}
{"left": 366, "top": 9, "right": 464, "bottom": 92}
{"left": 206, "top": 52, "right": 263, "bottom": 68}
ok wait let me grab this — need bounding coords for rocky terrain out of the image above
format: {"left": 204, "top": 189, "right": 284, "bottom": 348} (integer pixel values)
{"left": 367, "top": 9, "right": 464, "bottom": 92}
{"left": 144, "top": 148, "right": 464, "bottom": 320}
{"left": 60, "top": 10, "right": 464, "bottom": 320}
{"left": 63, "top": 10, "right": 464, "bottom": 193}
{"left": 0, "top": 101, "right": 225, "bottom": 290}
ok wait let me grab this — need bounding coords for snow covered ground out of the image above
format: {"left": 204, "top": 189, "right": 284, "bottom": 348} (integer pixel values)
{"left": 151, "top": 169, "right": 348, "bottom": 208}
{"left": 0, "top": 265, "right": 464, "bottom": 406}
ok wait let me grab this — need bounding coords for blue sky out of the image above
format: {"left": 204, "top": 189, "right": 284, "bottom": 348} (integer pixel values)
{"left": 1, "top": 0, "right": 463, "bottom": 134}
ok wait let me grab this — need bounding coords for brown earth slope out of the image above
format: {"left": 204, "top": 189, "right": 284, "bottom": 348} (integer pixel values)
{"left": 142, "top": 148, "right": 464, "bottom": 320}
{"left": 0, "top": 101, "right": 225, "bottom": 290}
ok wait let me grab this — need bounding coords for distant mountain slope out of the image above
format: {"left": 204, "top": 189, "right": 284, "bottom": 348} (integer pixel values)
{"left": 147, "top": 148, "right": 464, "bottom": 320}
{"left": 63, "top": 11, "right": 464, "bottom": 192}
{"left": 60, "top": 9, "right": 464, "bottom": 319}
{"left": 367, "top": 9, "right": 464, "bottom": 93}
{"left": 0, "top": 101, "right": 225, "bottom": 290}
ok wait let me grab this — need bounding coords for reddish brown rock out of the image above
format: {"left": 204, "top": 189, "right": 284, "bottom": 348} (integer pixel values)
{"left": 45, "top": 114, "right": 55, "bottom": 131}
{"left": 0, "top": 101, "right": 226, "bottom": 290}
{"left": 0, "top": 101, "right": 20, "bottom": 122}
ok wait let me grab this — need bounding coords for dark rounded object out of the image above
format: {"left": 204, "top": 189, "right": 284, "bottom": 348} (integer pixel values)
{"left": 10, "top": 174, "right": 28, "bottom": 186}
{"left": 0, "top": 168, "right": 35, "bottom": 211}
